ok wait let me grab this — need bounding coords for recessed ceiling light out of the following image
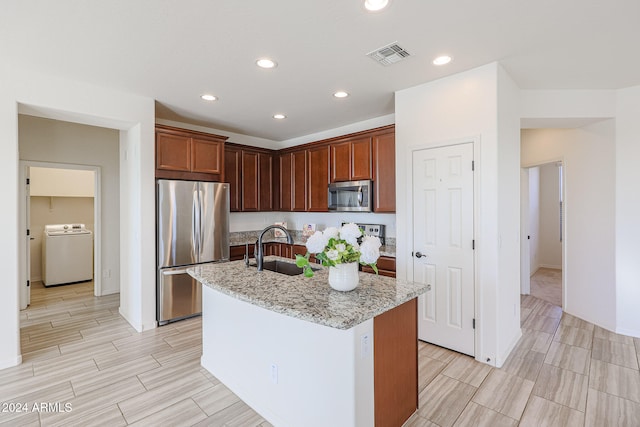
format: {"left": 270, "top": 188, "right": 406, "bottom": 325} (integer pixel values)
{"left": 200, "top": 94, "right": 217, "bottom": 101}
{"left": 364, "top": 0, "right": 389, "bottom": 11}
{"left": 256, "top": 58, "right": 277, "bottom": 69}
{"left": 273, "top": 114, "right": 286, "bottom": 120}
{"left": 333, "top": 91, "right": 349, "bottom": 98}
{"left": 433, "top": 55, "right": 452, "bottom": 66}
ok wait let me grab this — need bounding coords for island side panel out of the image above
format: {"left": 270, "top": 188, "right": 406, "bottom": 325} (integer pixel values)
{"left": 373, "top": 298, "right": 418, "bottom": 427}
{"left": 201, "top": 285, "right": 375, "bottom": 427}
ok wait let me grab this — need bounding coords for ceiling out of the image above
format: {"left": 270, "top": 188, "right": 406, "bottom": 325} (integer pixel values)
{"left": 3, "top": 0, "right": 639, "bottom": 142}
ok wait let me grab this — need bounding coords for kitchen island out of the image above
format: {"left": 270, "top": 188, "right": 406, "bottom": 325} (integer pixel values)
{"left": 188, "top": 257, "right": 428, "bottom": 427}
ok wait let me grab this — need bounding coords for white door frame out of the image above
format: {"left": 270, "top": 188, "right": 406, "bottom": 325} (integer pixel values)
{"left": 19, "top": 160, "right": 102, "bottom": 303}
{"left": 520, "top": 158, "right": 566, "bottom": 309}
{"left": 406, "top": 137, "right": 481, "bottom": 360}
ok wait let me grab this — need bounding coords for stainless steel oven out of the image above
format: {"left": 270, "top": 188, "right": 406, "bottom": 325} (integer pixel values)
{"left": 328, "top": 180, "right": 372, "bottom": 212}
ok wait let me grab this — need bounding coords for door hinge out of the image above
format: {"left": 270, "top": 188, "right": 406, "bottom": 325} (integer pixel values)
{"left": 472, "top": 239, "right": 475, "bottom": 250}
{"left": 27, "top": 280, "right": 30, "bottom": 287}
{"left": 471, "top": 161, "right": 475, "bottom": 171}
{"left": 472, "top": 318, "right": 476, "bottom": 329}
{"left": 27, "top": 229, "right": 30, "bottom": 236}
{"left": 26, "top": 178, "right": 30, "bottom": 185}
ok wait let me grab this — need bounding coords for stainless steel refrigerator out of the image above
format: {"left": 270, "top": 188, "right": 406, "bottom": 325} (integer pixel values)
{"left": 157, "top": 179, "right": 229, "bottom": 325}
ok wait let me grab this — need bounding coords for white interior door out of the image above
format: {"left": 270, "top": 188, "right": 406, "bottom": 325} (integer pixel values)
{"left": 413, "top": 143, "right": 475, "bottom": 356}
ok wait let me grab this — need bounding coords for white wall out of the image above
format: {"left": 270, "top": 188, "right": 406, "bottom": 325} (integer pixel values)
{"left": 538, "top": 163, "right": 562, "bottom": 269}
{"left": 615, "top": 85, "right": 640, "bottom": 337}
{"left": 0, "top": 65, "right": 155, "bottom": 369}
{"left": 230, "top": 211, "right": 396, "bottom": 238}
{"left": 521, "top": 122, "right": 616, "bottom": 331}
{"left": 528, "top": 167, "right": 540, "bottom": 273}
{"left": 19, "top": 116, "right": 118, "bottom": 293}
{"left": 30, "top": 167, "right": 95, "bottom": 197}
{"left": 29, "top": 196, "right": 95, "bottom": 281}
{"left": 395, "top": 63, "right": 522, "bottom": 366}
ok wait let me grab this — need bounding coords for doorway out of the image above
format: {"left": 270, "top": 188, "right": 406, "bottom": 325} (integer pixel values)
{"left": 20, "top": 162, "right": 101, "bottom": 309}
{"left": 521, "top": 162, "right": 564, "bottom": 308}
{"left": 412, "top": 142, "right": 475, "bottom": 356}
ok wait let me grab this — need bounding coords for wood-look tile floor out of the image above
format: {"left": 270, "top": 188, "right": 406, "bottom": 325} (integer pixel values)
{"left": 2, "top": 280, "right": 639, "bottom": 426}
{"left": 530, "top": 267, "right": 562, "bottom": 307}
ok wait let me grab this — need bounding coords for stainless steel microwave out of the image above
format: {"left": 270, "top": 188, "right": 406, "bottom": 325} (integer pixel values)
{"left": 328, "top": 180, "right": 372, "bottom": 212}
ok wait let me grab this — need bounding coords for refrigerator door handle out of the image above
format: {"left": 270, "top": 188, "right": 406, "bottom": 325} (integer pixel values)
{"left": 161, "top": 268, "right": 189, "bottom": 276}
{"left": 193, "top": 190, "right": 200, "bottom": 258}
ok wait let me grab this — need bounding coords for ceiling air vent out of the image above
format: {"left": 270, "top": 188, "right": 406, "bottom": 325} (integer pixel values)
{"left": 367, "top": 42, "right": 410, "bottom": 66}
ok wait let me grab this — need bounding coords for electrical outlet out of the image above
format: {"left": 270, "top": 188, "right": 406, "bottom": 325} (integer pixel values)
{"left": 270, "top": 363, "right": 278, "bottom": 384}
{"left": 102, "top": 269, "right": 111, "bottom": 279}
{"left": 361, "top": 333, "right": 371, "bottom": 359}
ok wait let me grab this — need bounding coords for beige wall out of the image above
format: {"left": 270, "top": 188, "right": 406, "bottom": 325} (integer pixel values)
{"left": 30, "top": 196, "right": 94, "bottom": 281}
{"left": 19, "top": 115, "right": 120, "bottom": 294}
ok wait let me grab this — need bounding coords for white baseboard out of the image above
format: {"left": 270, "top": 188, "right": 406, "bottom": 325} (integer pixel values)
{"left": 0, "top": 354, "right": 22, "bottom": 370}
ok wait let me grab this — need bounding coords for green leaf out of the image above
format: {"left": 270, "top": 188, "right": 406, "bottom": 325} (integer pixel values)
{"left": 295, "top": 254, "right": 309, "bottom": 268}
{"left": 303, "top": 266, "right": 314, "bottom": 278}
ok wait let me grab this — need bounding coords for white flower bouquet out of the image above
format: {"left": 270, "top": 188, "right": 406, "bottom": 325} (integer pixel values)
{"left": 295, "top": 222, "right": 382, "bottom": 277}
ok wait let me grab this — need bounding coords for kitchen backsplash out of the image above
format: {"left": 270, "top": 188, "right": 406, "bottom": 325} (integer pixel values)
{"left": 229, "top": 211, "right": 396, "bottom": 238}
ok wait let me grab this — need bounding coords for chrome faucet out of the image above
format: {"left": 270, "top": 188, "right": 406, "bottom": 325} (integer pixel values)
{"left": 256, "top": 225, "right": 293, "bottom": 271}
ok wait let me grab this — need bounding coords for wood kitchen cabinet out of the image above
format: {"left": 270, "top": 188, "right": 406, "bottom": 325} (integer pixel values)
{"left": 362, "top": 255, "right": 396, "bottom": 278}
{"left": 278, "top": 153, "right": 293, "bottom": 211}
{"left": 155, "top": 125, "right": 227, "bottom": 181}
{"left": 224, "top": 146, "right": 242, "bottom": 212}
{"left": 330, "top": 136, "right": 372, "bottom": 183}
{"left": 372, "top": 129, "right": 396, "bottom": 212}
{"left": 307, "top": 145, "right": 329, "bottom": 212}
{"left": 292, "top": 150, "right": 307, "bottom": 212}
{"left": 224, "top": 143, "right": 274, "bottom": 212}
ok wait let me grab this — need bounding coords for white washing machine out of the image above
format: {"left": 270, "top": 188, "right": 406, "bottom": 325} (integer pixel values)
{"left": 42, "top": 224, "right": 93, "bottom": 287}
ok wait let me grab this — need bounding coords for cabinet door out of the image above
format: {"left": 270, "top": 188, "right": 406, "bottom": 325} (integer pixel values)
{"left": 258, "top": 152, "right": 273, "bottom": 211}
{"left": 292, "top": 244, "right": 307, "bottom": 259}
{"left": 241, "top": 151, "right": 259, "bottom": 211}
{"left": 191, "top": 138, "right": 223, "bottom": 176}
{"left": 279, "top": 153, "right": 293, "bottom": 211}
{"left": 292, "top": 150, "right": 307, "bottom": 212}
{"left": 156, "top": 133, "right": 190, "bottom": 172}
{"left": 330, "top": 141, "right": 351, "bottom": 183}
{"left": 372, "top": 132, "right": 396, "bottom": 212}
{"left": 351, "top": 137, "right": 372, "bottom": 180}
{"left": 307, "top": 146, "right": 329, "bottom": 212}
{"left": 224, "top": 147, "right": 242, "bottom": 212}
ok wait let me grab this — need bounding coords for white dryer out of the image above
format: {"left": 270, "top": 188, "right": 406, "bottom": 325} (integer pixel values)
{"left": 42, "top": 224, "right": 93, "bottom": 287}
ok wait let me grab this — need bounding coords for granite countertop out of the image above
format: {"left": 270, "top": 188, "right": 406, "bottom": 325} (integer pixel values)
{"left": 188, "top": 256, "right": 425, "bottom": 330}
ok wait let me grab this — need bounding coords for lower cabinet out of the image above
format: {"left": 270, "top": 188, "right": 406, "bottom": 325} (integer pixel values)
{"left": 230, "top": 243, "right": 320, "bottom": 263}
{"left": 361, "top": 255, "right": 396, "bottom": 278}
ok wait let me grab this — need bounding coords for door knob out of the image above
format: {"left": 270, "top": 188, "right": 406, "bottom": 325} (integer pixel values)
{"left": 415, "top": 251, "right": 427, "bottom": 258}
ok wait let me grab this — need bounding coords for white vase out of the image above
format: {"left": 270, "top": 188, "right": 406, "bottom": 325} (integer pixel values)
{"left": 328, "top": 262, "right": 360, "bottom": 291}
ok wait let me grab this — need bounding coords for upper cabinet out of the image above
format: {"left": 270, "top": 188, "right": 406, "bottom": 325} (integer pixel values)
{"left": 307, "top": 145, "right": 329, "bottom": 212}
{"left": 330, "top": 137, "right": 372, "bottom": 183}
{"left": 158, "top": 124, "right": 394, "bottom": 213}
{"left": 224, "top": 143, "right": 274, "bottom": 212}
{"left": 372, "top": 129, "right": 396, "bottom": 212}
{"left": 155, "top": 125, "right": 227, "bottom": 181}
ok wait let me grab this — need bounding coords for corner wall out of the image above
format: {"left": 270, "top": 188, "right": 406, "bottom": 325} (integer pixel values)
{"left": 0, "top": 65, "right": 155, "bottom": 369}
{"left": 615, "top": 85, "right": 640, "bottom": 337}
{"left": 395, "top": 63, "right": 522, "bottom": 366}
{"left": 521, "top": 123, "right": 616, "bottom": 330}
{"left": 19, "top": 116, "right": 120, "bottom": 294}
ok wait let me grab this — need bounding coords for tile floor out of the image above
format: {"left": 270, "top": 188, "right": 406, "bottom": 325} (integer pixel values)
{"left": 530, "top": 267, "right": 562, "bottom": 307}
{"left": 1, "top": 279, "right": 639, "bottom": 426}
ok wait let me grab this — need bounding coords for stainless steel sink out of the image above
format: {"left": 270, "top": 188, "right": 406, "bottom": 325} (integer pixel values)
{"left": 251, "top": 260, "right": 319, "bottom": 276}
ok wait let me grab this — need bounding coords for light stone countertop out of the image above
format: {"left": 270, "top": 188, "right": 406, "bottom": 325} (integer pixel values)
{"left": 188, "top": 256, "right": 426, "bottom": 330}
